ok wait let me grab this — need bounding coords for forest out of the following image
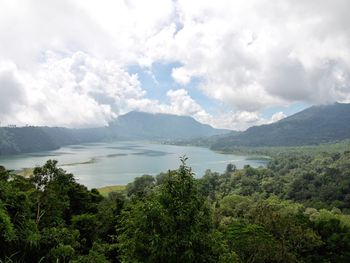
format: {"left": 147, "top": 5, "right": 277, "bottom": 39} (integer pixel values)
{"left": 1, "top": 152, "right": 350, "bottom": 262}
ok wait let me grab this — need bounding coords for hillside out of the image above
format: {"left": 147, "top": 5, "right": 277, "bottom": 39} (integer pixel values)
{"left": 212, "top": 103, "right": 350, "bottom": 150}
{"left": 0, "top": 126, "right": 110, "bottom": 155}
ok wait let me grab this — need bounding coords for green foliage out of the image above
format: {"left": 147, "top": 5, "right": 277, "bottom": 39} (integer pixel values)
{"left": 125, "top": 174, "right": 155, "bottom": 198}
{"left": 98, "top": 185, "right": 126, "bottom": 197}
{"left": 118, "top": 157, "right": 231, "bottom": 262}
{"left": 1, "top": 153, "right": 350, "bottom": 262}
{"left": 40, "top": 226, "right": 80, "bottom": 250}
{"left": 217, "top": 195, "right": 327, "bottom": 262}
{"left": 304, "top": 209, "right": 350, "bottom": 262}
{"left": 0, "top": 160, "right": 106, "bottom": 262}
{"left": 0, "top": 203, "right": 15, "bottom": 243}
{"left": 72, "top": 214, "right": 98, "bottom": 253}
{"left": 72, "top": 243, "right": 110, "bottom": 263}
{"left": 199, "top": 152, "right": 350, "bottom": 213}
{"left": 49, "top": 244, "right": 75, "bottom": 263}
{"left": 225, "top": 222, "right": 278, "bottom": 263}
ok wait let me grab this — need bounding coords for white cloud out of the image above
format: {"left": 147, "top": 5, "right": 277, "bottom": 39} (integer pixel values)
{"left": 0, "top": 0, "right": 350, "bottom": 129}
{"left": 0, "top": 62, "right": 27, "bottom": 116}
{"left": 0, "top": 54, "right": 218, "bottom": 129}
{"left": 124, "top": 88, "right": 212, "bottom": 124}
{"left": 213, "top": 111, "right": 262, "bottom": 131}
{"left": 171, "top": 67, "right": 192, "bottom": 85}
{"left": 0, "top": 53, "right": 287, "bottom": 130}
{"left": 269, "top": 112, "right": 287, "bottom": 123}
{"left": 0, "top": 52, "right": 147, "bottom": 128}
{"left": 165, "top": 89, "right": 205, "bottom": 116}
{"left": 201, "top": 110, "right": 287, "bottom": 131}
{"left": 126, "top": 88, "right": 286, "bottom": 131}
{"left": 162, "top": 0, "right": 350, "bottom": 110}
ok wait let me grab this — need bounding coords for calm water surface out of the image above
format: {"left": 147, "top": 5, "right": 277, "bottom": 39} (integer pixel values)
{"left": 0, "top": 141, "right": 267, "bottom": 188}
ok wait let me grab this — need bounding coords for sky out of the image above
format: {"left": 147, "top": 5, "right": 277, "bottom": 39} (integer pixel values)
{"left": 0, "top": 0, "right": 350, "bottom": 130}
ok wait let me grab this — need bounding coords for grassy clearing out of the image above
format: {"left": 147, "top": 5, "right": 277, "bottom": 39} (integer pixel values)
{"left": 16, "top": 168, "right": 35, "bottom": 177}
{"left": 97, "top": 185, "right": 126, "bottom": 197}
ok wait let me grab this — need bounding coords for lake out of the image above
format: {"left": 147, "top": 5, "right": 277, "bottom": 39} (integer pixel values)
{"left": 0, "top": 141, "right": 267, "bottom": 188}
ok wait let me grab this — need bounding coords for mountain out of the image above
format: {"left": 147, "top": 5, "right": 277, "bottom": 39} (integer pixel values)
{"left": 109, "top": 111, "right": 229, "bottom": 140}
{"left": 212, "top": 103, "right": 350, "bottom": 150}
{"left": 0, "top": 112, "right": 229, "bottom": 155}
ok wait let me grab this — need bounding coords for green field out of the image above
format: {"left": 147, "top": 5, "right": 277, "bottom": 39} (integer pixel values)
{"left": 97, "top": 185, "right": 126, "bottom": 196}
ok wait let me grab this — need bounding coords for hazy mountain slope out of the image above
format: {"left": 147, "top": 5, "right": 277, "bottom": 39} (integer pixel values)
{"left": 109, "top": 111, "right": 229, "bottom": 140}
{"left": 0, "top": 127, "right": 59, "bottom": 155}
{"left": 0, "top": 128, "right": 20, "bottom": 155}
{"left": 212, "top": 103, "right": 350, "bottom": 149}
{"left": 0, "top": 126, "right": 113, "bottom": 155}
{"left": 41, "top": 127, "right": 112, "bottom": 145}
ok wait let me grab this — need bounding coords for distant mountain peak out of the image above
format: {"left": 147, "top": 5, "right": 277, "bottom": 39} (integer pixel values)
{"left": 109, "top": 111, "right": 229, "bottom": 140}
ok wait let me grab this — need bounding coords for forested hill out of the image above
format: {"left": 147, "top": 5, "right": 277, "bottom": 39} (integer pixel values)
{"left": 0, "top": 112, "right": 229, "bottom": 155}
{"left": 0, "top": 126, "right": 109, "bottom": 155}
{"left": 109, "top": 111, "right": 229, "bottom": 140}
{"left": 212, "top": 103, "right": 350, "bottom": 150}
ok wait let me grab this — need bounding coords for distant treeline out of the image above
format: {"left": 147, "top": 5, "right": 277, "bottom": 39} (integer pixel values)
{"left": 1, "top": 151, "right": 350, "bottom": 262}
{"left": 215, "top": 140, "right": 350, "bottom": 158}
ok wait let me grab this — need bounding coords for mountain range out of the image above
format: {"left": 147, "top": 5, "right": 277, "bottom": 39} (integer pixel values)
{"left": 109, "top": 111, "right": 228, "bottom": 140}
{"left": 211, "top": 102, "right": 350, "bottom": 150}
{"left": 0, "top": 112, "right": 228, "bottom": 155}
{"left": 1, "top": 103, "right": 350, "bottom": 156}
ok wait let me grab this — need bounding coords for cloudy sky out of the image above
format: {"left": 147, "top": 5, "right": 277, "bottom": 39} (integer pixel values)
{"left": 0, "top": 0, "right": 349, "bottom": 130}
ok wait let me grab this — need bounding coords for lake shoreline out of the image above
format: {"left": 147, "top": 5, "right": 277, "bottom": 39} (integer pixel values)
{"left": 1, "top": 141, "right": 268, "bottom": 189}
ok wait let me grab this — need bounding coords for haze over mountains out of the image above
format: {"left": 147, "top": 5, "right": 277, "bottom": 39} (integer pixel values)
{"left": 0, "top": 103, "right": 350, "bottom": 156}
{"left": 109, "top": 111, "right": 229, "bottom": 140}
{"left": 0, "top": 112, "right": 228, "bottom": 155}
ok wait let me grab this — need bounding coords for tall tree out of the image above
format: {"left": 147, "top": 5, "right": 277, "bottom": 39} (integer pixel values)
{"left": 118, "top": 157, "right": 236, "bottom": 263}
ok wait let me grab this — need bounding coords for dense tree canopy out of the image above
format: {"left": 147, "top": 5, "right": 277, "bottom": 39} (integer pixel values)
{"left": 0, "top": 151, "right": 350, "bottom": 262}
